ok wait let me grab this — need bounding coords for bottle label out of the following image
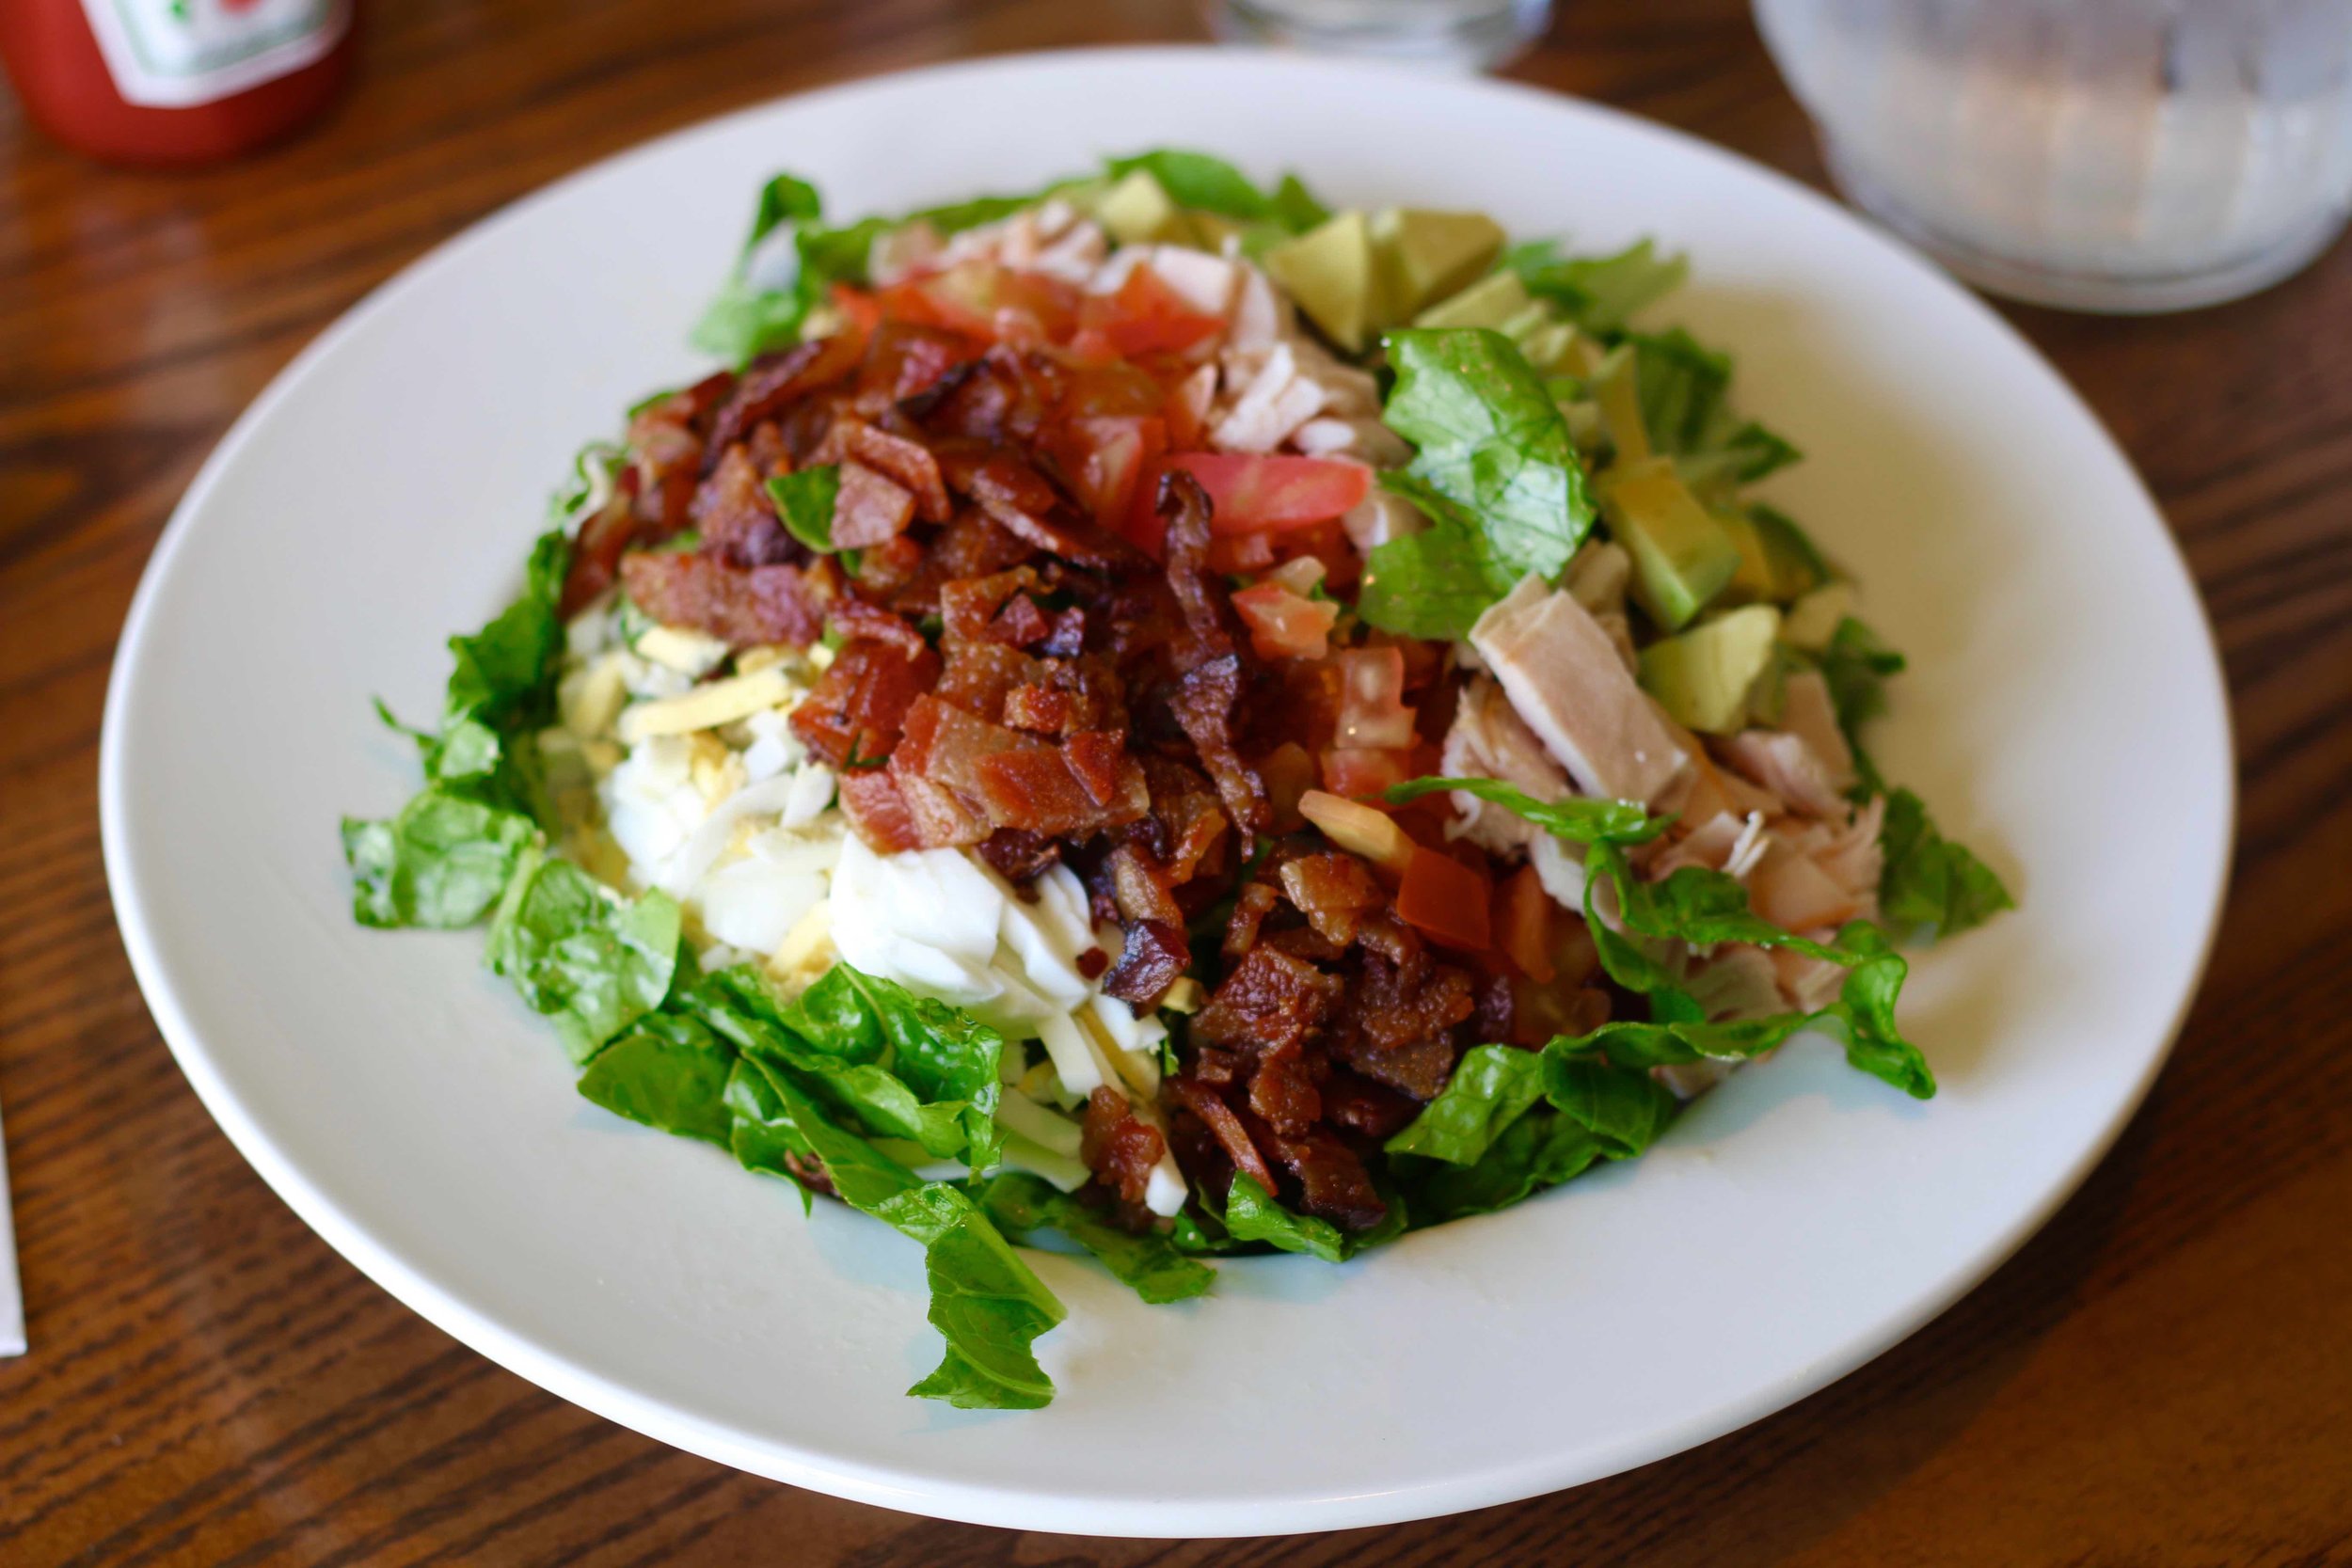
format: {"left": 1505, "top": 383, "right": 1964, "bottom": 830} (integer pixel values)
{"left": 78, "top": 0, "right": 349, "bottom": 109}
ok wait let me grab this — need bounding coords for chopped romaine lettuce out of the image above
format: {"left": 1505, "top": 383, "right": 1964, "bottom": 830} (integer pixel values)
{"left": 1383, "top": 1042, "right": 1546, "bottom": 1165}
{"left": 1358, "top": 328, "right": 1595, "bottom": 639}
{"left": 487, "top": 848, "right": 683, "bottom": 1064}
{"left": 1383, "top": 775, "right": 1666, "bottom": 846}
{"left": 1219, "top": 1174, "right": 1405, "bottom": 1262}
{"left": 979, "top": 1171, "right": 1215, "bottom": 1306}
{"left": 1878, "top": 787, "right": 2016, "bottom": 944}
{"left": 578, "top": 1012, "right": 738, "bottom": 1148}
{"left": 765, "top": 467, "right": 841, "bottom": 554}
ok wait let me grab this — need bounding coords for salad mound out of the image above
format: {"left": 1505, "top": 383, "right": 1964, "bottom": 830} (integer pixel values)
{"left": 343, "top": 150, "right": 2011, "bottom": 1410}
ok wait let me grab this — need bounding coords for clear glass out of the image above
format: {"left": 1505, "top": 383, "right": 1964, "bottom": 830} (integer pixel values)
{"left": 1753, "top": 0, "right": 2352, "bottom": 311}
{"left": 1202, "top": 0, "right": 1553, "bottom": 71}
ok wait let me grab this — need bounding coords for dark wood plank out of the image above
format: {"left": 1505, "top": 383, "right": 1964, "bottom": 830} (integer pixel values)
{"left": 3, "top": 0, "right": 2347, "bottom": 1561}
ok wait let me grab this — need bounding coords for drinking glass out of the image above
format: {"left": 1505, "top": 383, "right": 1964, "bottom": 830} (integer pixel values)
{"left": 1754, "top": 0, "right": 2352, "bottom": 310}
{"left": 1203, "top": 0, "right": 1553, "bottom": 71}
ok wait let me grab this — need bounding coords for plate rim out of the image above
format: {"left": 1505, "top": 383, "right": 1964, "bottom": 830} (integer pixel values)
{"left": 98, "top": 43, "right": 2237, "bottom": 1536}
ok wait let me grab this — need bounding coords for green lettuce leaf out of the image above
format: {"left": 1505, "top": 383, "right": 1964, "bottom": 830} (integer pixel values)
{"left": 1219, "top": 1175, "right": 1406, "bottom": 1262}
{"left": 756, "top": 1061, "right": 1064, "bottom": 1409}
{"left": 487, "top": 848, "right": 682, "bottom": 1063}
{"left": 765, "top": 467, "right": 841, "bottom": 553}
{"left": 578, "top": 1012, "right": 737, "bottom": 1148}
{"left": 1399, "top": 1107, "right": 1605, "bottom": 1226}
{"left": 689, "top": 964, "right": 1005, "bottom": 1172}
{"left": 1383, "top": 775, "right": 1667, "bottom": 846}
{"left": 1384, "top": 1042, "right": 1546, "bottom": 1165}
{"left": 1540, "top": 1049, "right": 1679, "bottom": 1157}
{"left": 1358, "top": 328, "right": 1595, "bottom": 640}
{"left": 1877, "top": 787, "right": 2016, "bottom": 944}
{"left": 978, "top": 1172, "right": 1216, "bottom": 1306}
{"left": 720, "top": 1054, "right": 818, "bottom": 1211}
{"left": 690, "top": 173, "right": 827, "bottom": 364}
{"left": 1504, "top": 237, "right": 1688, "bottom": 335}
{"left": 342, "top": 790, "right": 535, "bottom": 929}
{"left": 1104, "top": 149, "right": 1279, "bottom": 222}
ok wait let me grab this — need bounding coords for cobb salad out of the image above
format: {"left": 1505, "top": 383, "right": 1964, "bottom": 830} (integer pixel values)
{"left": 342, "top": 150, "right": 2011, "bottom": 1410}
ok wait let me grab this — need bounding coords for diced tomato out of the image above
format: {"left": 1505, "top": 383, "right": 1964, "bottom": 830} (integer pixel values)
{"left": 879, "top": 261, "right": 1081, "bottom": 345}
{"left": 1397, "top": 847, "right": 1493, "bottom": 952}
{"left": 1060, "top": 357, "right": 1168, "bottom": 420}
{"left": 1334, "top": 646, "right": 1416, "bottom": 748}
{"left": 1081, "top": 264, "right": 1226, "bottom": 356}
{"left": 1232, "top": 582, "right": 1339, "bottom": 661}
{"left": 1160, "top": 364, "right": 1216, "bottom": 451}
{"left": 830, "top": 282, "right": 883, "bottom": 336}
{"left": 1494, "top": 864, "right": 1554, "bottom": 983}
{"left": 1299, "top": 789, "right": 1415, "bottom": 876}
{"left": 1206, "top": 530, "right": 1279, "bottom": 575}
{"left": 1050, "top": 414, "right": 1166, "bottom": 532}
{"left": 1166, "top": 452, "right": 1373, "bottom": 534}
{"left": 1319, "top": 744, "right": 1414, "bottom": 799}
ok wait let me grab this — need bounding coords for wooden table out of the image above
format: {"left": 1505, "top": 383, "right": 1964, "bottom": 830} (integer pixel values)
{"left": 5, "top": 0, "right": 2348, "bottom": 1560}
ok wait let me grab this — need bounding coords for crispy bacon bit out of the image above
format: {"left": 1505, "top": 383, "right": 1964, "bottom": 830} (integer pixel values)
{"left": 1249, "top": 1038, "right": 1322, "bottom": 1135}
{"left": 1107, "top": 844, "right": 1184, "bottom": 927}
{"left": 560, "top": 469, "right": 641, "bottom": 618}
{"left": 1169, "top": 1079, "right": 1276, "bottom": 1196}
{"left": 1278, "top": 852, "right": 1385, "bottom": 946}
{"left": 693, "top": 443, "right": 794, "bottom": 566}
{"left": 1192, "top": 945, "right": 1343, "bottom": 1055}
{"left": 1269, "top": 1127, "right": 1387, "bottom": 1231}
{"left": 707, "top": 333, "right": 865, "bottom": 457}
{"left": 830, "top": 460, "right": 918, "bottom": 549}
{"left": 618, "top": 550, "right": 828, "bottom": 649}
{"left": 1080, "top": 1086, "right": 1166, "bottom": 1207}
{"left": 1103, "top": 919, "right": 1189, "bottom": 1009}
{"left": 827, "top": 597, "right": 928, "bottom": 657}
{"left": 838, "top": 769, "right": 923, "bottom": 853}
{"left": 895, "top": 695, "right": 1148, "bottom": 838}
{"left": 976, "top": 827, "right": 1061, "bottom": 884}
{"left": 1075, "top": 946, "right": 1110, "bottom": 980}
{"left": 1320, "top": 1069, "right": 1421, "bottom": 1141}
{"left": 847, "top": 421, "right": 951, "bottom": 523}
{"left": 789, "top": 639, "right": 941, "bottom": 769}
{"left": 1160, "top": 474, "right": 1272, "bottom": 833}
{"left": 783, "top": 1148, "right": 839, "bottom": 1198}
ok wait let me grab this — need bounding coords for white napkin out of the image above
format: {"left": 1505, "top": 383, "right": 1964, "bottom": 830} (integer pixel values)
{"left": 0, "top": 1100, "right": 23, "bottom": 1355}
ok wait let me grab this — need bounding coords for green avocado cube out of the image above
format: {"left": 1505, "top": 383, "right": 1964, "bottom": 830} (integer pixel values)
{"left": 1639, "top": 605, "right": 1785, "bottom": 735}
{"left": 1095, "top": 169, "right": 1184, "bottom": 245}
{"left": 1412, "top": 268, "right": 1530, "bottom": 331}
{"left": 1263, "top": 210, "right": 1377, "bottom": 352}
{"left": 1371, "top": 208, "right": 1506, "bottom": 320}
{"left": 1600, "top": 456, "right": 1741, "bottom": 630}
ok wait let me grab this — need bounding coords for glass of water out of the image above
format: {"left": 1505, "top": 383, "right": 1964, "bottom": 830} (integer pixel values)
{"left": 1754, "top": 0, "right": 2352, "bottom": 311}
{"left": 1203, "top": 0, "right": 1554, "bottom": 71}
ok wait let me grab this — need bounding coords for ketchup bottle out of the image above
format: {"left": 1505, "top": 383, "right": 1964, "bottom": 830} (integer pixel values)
{"left": 0, "top": 0, "right": 354, "bottom": 167}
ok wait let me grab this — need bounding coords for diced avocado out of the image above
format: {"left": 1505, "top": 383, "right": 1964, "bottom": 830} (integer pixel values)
{"left": 1719, "top": 510, "right": 1776, "bottom": 604}
{"left": 1263, "top": 210, "right": 1377, "bottom": 352}
{"left": 1185, "top": 211, "right": 1247, "bottom": 253}
{"left": 1589, "top": 343, "right": 1650, "bottom": 464}
{"left": 1371, "top": 208, "right": 1506, "bottom": 319}
{"left": 1639, "top": 605, "right": 1784, "bottom": 735}
{"left": 1745, "top": 643, "right": 1795, "bottom": 727}
{"left": 1780, "top": 581, "right": 1855, "bottom": 652}
{"left": 1412, "top": 268, "right": 1529, "bottom": 330}
{"left": 1600, "top": 456, "right": 1741, "bottom": 630}
{"left": 1095, "top": 169, "right": 1184, "bottom": 245}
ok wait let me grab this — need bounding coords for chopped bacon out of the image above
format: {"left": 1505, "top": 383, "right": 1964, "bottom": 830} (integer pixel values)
{"left": 1192, "top": 945, "right": 1343, "bottom": 1055}
{"left": 1168, "top": 1079, "right": 1277, "bottom": 1196}
{"left": 844, "top": 421, "right": 951, "bottom": 523}
{"left": 706, "top": 333, "right": 865, "bottom": 457}
{"left": 618, "top": 550, "right": 829, "bottom": 649}
{"left": 838, "top": 769, "right": 924, "bottom": 853}
{"left": 1320, "top": 1069, "right": 1421, "bottom": 1141}
{"left": 1103, "top": 919, "right": 1189, "bottom": 1010}
{"left": 559, "top": 468, "right": 642, "bottom": 618}
{"left": 1269, "top": 1126, "right": 1387, "bottom": 1231}
{"left": 1278, "top": 852, "right": 1385, "bottom": 946}
{"left": 693, "top": 443, "right": 794, "bottom": 566}
{"left": 977, "top": 827, "right": 1062, "bottom": 884}
{"left": 788, "top": 638, "right": 941, "bottom": 769}
{"left": 893, "top": 695, "right": 1148, "bottom": 839}
{"left": 829, "top": 461, "right": 918, "bottom": 549}
{"left": 1249, "top": 1038, "right": 1322, "bottom": 1135}
{"left": 1080, "top": 1086, "right": 1166, "bottom": 1208}
{"left": 825, "top": 598, "right": 928, "bottom": 657}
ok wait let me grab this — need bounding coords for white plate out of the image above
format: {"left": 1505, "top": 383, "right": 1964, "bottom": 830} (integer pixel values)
{"left": 100, "top": 47, "right": 2232, "bottom": 1537}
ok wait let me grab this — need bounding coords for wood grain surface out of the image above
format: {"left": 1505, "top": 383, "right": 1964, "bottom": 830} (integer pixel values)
{"left": 4, "top": 1, "right": 2349, "bottom": 1561}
